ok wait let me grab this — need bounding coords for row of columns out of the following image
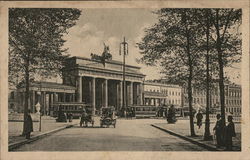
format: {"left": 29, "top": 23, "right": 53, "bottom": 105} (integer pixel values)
{"left": 18, "top": 91, "right": 75, "bottom": 114}
{"left": 76, "top": 76, "right": 143, "bottom": 114}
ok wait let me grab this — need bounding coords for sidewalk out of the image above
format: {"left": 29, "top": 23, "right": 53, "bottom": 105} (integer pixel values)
{"left": 152, "top": 119, "right": 241, "bottom": 151}
{"left": 9, "top": 114, "right": 80, "bottom": 150}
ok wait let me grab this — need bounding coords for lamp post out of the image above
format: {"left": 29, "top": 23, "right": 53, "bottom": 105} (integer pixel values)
{"left": 119, "top": 37, "right": 128, "bottom": 118}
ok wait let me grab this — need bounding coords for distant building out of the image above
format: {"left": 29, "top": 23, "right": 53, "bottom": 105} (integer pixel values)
{"left": 8, "top": 86, "right": 19, "bottom": 113}
{"left": 143, "top": 81, "right": 183, "bottom": 107}
{"left": 183, "top": 82, "right": 242, "bottom": 115}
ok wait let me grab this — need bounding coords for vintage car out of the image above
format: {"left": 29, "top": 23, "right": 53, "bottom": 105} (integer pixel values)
{"left": 100, "top": 107, "right": 116, "bottom": 128}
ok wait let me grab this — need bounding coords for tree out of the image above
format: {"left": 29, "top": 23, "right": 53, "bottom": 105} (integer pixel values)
{"left": 193, "top": 9, "right": 214, "bottom": 140}
{"left": 210, "top": 9, "right": 242, "bottom": 126}
{"left": 9, "top": 8, "right": 81, "bottom": 134}
{"left": 138, "top": 9, "right": 205, "bottom": 136}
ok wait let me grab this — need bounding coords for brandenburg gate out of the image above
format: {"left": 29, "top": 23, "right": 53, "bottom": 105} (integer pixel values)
{"left": 62, "top": 56, "right": 145, "bottom": 114}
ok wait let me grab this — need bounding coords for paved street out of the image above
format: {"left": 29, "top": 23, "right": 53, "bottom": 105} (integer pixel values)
{"left": 13, "top": 118, "right": 208, "bottom": 151}
{"left": 9, "top": 114, "right": 77, "bottom": 144}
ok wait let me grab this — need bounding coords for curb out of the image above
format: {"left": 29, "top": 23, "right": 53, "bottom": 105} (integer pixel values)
{"left": 151, "top": 124, "right": 219, "bottom": 151}
{"left": 9, "top": 123, "right": 78, "bottom": 151}
{"left": 9, "top": 120, "right": 39, "bottom": 122}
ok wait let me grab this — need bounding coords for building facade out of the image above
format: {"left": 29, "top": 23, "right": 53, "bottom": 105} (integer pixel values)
{"left": 15, "top": 81, "right": 76, "bottom": 114}
{"left": 9, "top": 56, "right": 241, "bottom": 116}
{"left": 62, "top": 56, "right": 145, "bottom": 113}
{"left": 183, "top": 83, "right": 242, "bottom": 115}
{"left": 143, "top": 81, "right": 183, "bottom": 107}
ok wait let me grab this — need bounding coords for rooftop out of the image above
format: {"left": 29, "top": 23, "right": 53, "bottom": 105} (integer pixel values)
{"left": 18, "top": 81, "right": 76, "bottom": 91}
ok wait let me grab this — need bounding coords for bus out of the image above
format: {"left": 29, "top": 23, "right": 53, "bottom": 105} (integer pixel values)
{"left": 51, "top": 102, "right": 92, "bottom": 118}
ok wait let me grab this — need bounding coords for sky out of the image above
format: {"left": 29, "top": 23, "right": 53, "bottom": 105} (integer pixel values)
{"left": 63, "top": 8, "right": 241, "bottom": 84}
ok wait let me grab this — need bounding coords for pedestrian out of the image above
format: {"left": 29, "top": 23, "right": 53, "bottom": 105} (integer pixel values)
{"left": 196, "top": 110, "right": 203, "bottom": 129}
{"left": 213, "top": 114, "right": 223, "bottom": 148}
{"left": 69, "top": 112, "right": 73, "bottom": 122}
{"left": 24, "top": 109, "right": 33, "bottom": 139}
{"left": 64, "top": 112, "right": 67, "bottom": 122}
{"left": 80, "top": 110, "right": 87, "bottom": 127}
{"left": 224, "top": 115, "right": 236, "bottom": 151}
{"left": 124, "top": 109, "right": 127, "bottom": 119}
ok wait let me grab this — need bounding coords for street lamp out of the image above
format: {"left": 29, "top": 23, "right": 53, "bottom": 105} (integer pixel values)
{"left": 119, "top": 37, "right": 128, "bottom": 118}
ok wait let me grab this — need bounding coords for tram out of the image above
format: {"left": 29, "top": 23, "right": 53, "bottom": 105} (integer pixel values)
{"left": 132, "top": 105, "right": 157, "bottom": 118}
{"left": 51, "top": 102, "right": 92, "bottom": 118}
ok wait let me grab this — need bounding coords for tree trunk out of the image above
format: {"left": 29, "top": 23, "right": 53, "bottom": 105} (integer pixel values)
{"left": 217, "top": 47, "right": 226, "bottom": 126}
{"left": 185, "top": 15, "right": 196, "bottom": 136}
{"left": 215, "top": 10, "right": 226, "bottom": 127}
{"left": 22, "top": 55, "right": 30, "bottom": 135}
{"left": 204, "top": 9, "right": 212, "bottom": 140}
{"left": 188, "top": 73, "right": 196, "bottom": 136}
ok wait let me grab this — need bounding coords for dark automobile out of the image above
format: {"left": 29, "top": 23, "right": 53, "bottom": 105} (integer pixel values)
{"left": 100, "top": 107, "right": 116, "bottom": 128}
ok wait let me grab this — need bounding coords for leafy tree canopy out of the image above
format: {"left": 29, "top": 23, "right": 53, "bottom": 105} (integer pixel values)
{"left": 9, "top": 8, "right": 81, "bottom": 86}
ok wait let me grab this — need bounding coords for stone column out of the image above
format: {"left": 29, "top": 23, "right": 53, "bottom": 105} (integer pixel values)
{"left": 139, "top": 83, "right": 144, "bottom": 105}
{"left": 28, "top": 91, "right": 31, "bottom": 110}
{"left": 76, "top": 76, "right": 82, "bottom": 102}
{"left": 44, "top": 92, "right": 47, "bottom": 115}
{"left": 54, "top": 93, "right": 57, "bottom": 102}
{"left": 63, "top": 93, "right": 66, "bottom": 102}
{"left": 32, "top": 91, "right": 36, "bottom": 113}
{"left": 104, "top": 79, "right": 108, "bottom": 107}
{"left": 40, "top": 91, "right": 43, "bottom": 112}
{"left": 72, "top": 94, "right": 75, "bottom": 102}
{"left": 41, "top": 91, "right": 45, "bottom": 115}
{"left": 130, "top": 82, "right": 133, "bottom": 106}
{"left": 50, "top": 93, "right": 54, "bottom": 115}
{"left": 92, "top": 77, "right": 96, "bottom": 115}
{"left": 120, "top": 81, "right": 123, "bottom": 109}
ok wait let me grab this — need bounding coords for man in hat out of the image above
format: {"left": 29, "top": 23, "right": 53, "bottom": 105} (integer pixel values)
{"left": 213, "top": 114, "right": 223, "bottom": 148}
{"left": 23, "top": 109, "right": 33, "bottom": 139}
{"left": 224, "top": 115, "right": 236, "bottom": 151}
{"left": 80, "top": 110, "right": 87, "bottom": 127}
{"left": 196, "top": 110, "right": 203, "bottom": 129}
